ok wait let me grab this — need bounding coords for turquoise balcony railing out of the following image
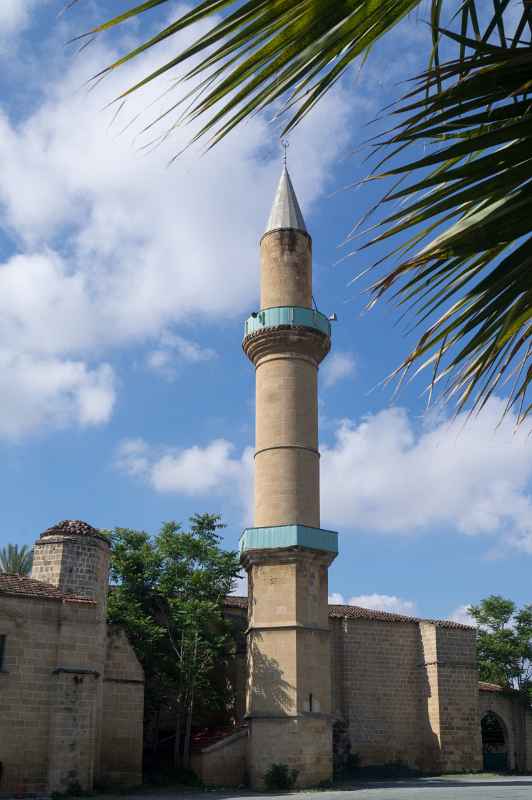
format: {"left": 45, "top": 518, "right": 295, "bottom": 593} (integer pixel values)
{"left": 244, "top": 306, "right": 331, "bottom": 338}
{"left": 240, "top": 524, "right": 338, "bottom": 555}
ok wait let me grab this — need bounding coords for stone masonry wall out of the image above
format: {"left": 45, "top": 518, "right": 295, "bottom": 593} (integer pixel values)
{"left": 479, "top": 688, "right": 532, "bottom": 772}
{"left": 525, "top": 709, "right": 532, "bottom": 772}
{"left": 191, "top": 730, "right": 248, "bottom": 787}
{"left": 47, "top": 669, "right": 99, "bottom": 793}
{"left": 333, "top": 617, "right": 483, "bottom": 773}
{"left": 0, "top": 589, "right": 144, "bottom": 794}
{"left": 41, "top": 600, "right": 105, "bottom": 793}
{"left": 337, "top": 618, "right": 430, "bottom": 770}
{"left": 32, "top": 534, "right": 110, "bottom": 611}
{"left": 433, "top": 626, "right": 482, "bottom": 772}
{"left": 100, "top": 627, "right": 144, "bottom": 786}
{"left": 0, "top": 596, "right": 61, "bottom": 794}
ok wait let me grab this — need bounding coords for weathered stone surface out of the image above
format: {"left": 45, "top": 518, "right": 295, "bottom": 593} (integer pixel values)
{"left": 0, "top": 522, "right": 144, "bottom": 794}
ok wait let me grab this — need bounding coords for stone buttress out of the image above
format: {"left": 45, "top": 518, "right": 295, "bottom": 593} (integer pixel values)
{"left": 240, "top": 167, "right": 338, "bottom": 788}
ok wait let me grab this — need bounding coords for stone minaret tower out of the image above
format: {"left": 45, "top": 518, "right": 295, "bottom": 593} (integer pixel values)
{"left": 240, "top": 167, "right": 338, "bottom": 788}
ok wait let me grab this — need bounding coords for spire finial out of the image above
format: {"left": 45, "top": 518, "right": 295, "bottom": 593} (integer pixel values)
{"left": 264, "top": 152, "right": 308, "bottom": 236}
{"left": 281, "top": 138, "right": 289, "bottom": 167}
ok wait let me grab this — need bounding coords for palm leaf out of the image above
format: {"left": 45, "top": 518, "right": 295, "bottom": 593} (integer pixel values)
{"left": 73, "top": 1, "right": 532, "bottom": 420}
{"left": 361, "top": 32, "right": 532, "bottom": 421}
{"left": 0, "top": 543, "right": 34, "bottom": 575}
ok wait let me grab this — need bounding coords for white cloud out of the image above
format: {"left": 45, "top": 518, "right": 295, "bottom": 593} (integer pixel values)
{"left": 116, "top": 398, "right": 532, "bottom": 554}
{"left": 0, "top": 351, "right": 115, "bottom": 439}
{"left": 321, "top": 398, "right": 532, "bottom": 553}
{"left": 328, "top": 592, "right": 417, "bottom": 616}
{"left": 321, "top": 351, "right": 356, "bottom": 389}
{"left": 231, "top": 571, "right": 248, "bottom": 597}
{"left": 116, "top": 437, "right": 254, "bottom": 503}
{"left": 146, "top": 332, "right": 216, "bottom": 380}
{"left": 449, "top": 605, "right": 476, "bottom": 627}
{"left": 114, "top": 438, "right": 150, "bottom": 478}
{"left": 151, "top": 439, "right": 246, "bottom": 495}
{"left": 0, "top": 22, "right": 355, "bottom": 438}
{"left": 0, "top": 0, "right": 40, "bottom": 38}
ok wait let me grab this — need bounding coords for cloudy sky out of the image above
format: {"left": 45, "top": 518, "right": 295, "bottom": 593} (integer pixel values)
{"left": 0, "top": 1, "right": 530, "bottom": 624}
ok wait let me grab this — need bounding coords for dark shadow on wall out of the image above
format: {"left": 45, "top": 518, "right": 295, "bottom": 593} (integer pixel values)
{"left": 247, "top": 632, "right": 293, "bottom": 715}
{"left": 416, "top": 629, "right": 443, "bottom": 774}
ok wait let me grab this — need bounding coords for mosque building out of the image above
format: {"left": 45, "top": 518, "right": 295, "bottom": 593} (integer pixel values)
{"left": 0, "top": 168, "right": 531, "bottom": 794}
{"left": 192, "top": 166, "right": 532, "bottom": 787}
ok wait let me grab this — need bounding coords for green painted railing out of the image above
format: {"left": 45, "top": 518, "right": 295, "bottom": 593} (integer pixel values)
{"left": 240, "top": 524, "right": 338, "bottom": 554}
{"left": 244, "top": 306, "right": 331, "bottom": 338}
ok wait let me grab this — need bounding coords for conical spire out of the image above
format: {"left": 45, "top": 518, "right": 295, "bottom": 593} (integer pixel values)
{"left": 264, "top": 166, "right": 307, "bottom": 236}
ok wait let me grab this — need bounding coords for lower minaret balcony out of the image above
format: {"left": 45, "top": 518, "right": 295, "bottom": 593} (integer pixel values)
{"left": 244, "top": 306, "right": 331, "bottom": 338}
{"left": 243, "top": 306, "right": 331, "bottom": 365}
{"left": 240, "top": 524, "right": 338, "bottom": 555}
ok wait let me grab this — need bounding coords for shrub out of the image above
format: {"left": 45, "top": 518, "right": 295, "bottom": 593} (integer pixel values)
{"left": 264, "top": 763, "right": 299, "bottom": 791}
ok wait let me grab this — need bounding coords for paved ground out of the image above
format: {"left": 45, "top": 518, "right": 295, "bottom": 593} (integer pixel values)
{"left": 104, "top": 776, "right": 532, "bottom": 800}
{"left": 302, "top": 776, "right": 532, "bottom": 799}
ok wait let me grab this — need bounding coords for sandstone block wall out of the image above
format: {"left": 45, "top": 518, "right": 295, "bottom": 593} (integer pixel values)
{"left": 260, "top": 229, "right": 312, "bottom": 309}
{"left": 479, "top": 687, "right": 532, "bottom": 772}
{"left": 0, "top": 591, "right": 143, "bottom": 794}
{"left": 330, "top": 616, "right": 482, "bottom": 773}
{"left": 0, "top": 596, "right": 61, "bottom": 793}
{"left": 337, "top": 618, "right": 427, "bottom": 770}
{"left": 48, "top": 669, "right": 99, "bottom": 793}
{"left": 100, "top": 627, "right": 144, "bottom": 786}
{"left": 191, "top": 730, "right": 248, "bottom": 787}
{"left": 248, "top": 716, "right": 331, "bottom": 788}
{"left": 32, "top": 533, "right": 110, "bottom": 613}
{"left": 527, "top": 708, "right": 532, "bottom": 771}
{"left": 432, "top": 626, "right": 482, "bottom": 772}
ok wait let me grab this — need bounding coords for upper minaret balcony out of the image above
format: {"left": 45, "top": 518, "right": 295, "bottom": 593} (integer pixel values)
{"left": 244, "top": 166, "right": 330, "bottom": 365}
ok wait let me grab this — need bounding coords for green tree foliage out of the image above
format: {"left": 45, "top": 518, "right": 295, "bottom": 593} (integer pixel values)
{"left": 107, "top": 514, "right": 240, "bottom": 767}
{"left": 73, "top": 0, "right": 531, "bottom": 421}
{"left": 469, "top": 595, "right": 532, "bottom": 698}
{"left": 0, "top": 543, "right": 33, "bottom": 575}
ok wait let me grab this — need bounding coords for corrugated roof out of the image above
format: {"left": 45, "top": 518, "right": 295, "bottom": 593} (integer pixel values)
{"left": 0, "top": 574, "right": 95, "bottom": 604}
{"left": 264, "top": 167, "right": 307, "bottom": 236}
{"left": 225, "top": 595, "right": 474, "bottom": 630}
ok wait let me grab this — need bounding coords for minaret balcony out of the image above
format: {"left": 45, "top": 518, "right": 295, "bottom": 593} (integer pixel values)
{"left": 240, "top": 524, "right": 338, "bottom": 556}
{"left": 244, "top": 306, "right": 331, "bottom": 338}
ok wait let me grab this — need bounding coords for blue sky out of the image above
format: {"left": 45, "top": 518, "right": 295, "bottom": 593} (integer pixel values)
{"left": 0, "top": 1, "right": 530, "bottom": 624}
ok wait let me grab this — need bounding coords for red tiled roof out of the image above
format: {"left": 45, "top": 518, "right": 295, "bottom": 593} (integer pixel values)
{"left": 0, "top": 574, "right": 96, "bottom": 604}
{"left": 191, "top": 724, "right": 247, "bottom": 752}
{"left": 40, "top": 519, "right": 109, "bottom": 545}
{"left": 225, "top": 595, "right": 474, "bottom": 630}
{"left": 478, "top": 681, "right": 517, "bottom": 694}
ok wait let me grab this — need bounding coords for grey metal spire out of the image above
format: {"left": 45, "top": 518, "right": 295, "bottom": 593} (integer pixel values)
{"left": 265, "top": 166, "right": 308, "bottom": 235}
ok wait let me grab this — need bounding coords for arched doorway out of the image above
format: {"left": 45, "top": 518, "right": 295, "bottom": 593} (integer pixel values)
{"left": 481, "top": 712, "right": 508, "bottom": 772}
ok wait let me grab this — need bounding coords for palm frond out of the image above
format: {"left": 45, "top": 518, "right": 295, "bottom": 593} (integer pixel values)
{"left": 361, "top": 32, "right": 532, "bottom": 421}
{"left": 0, "top": 544, "right": 34, "bottom": 575}
{"left": 80, "top": 0, "right": 423, "bottom": 147}
{"left": 77, "top": 1, "right": 532, "bottom": 148}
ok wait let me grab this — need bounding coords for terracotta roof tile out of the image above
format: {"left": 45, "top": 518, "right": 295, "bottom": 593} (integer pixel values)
{"left": 478, "top": 681, "right": 517, "bottom": 694}
{"left": 225, "top": 596, "right": 474, "bottom": 630}
{"left": 40, "top": 519, "right": 109, "bottom": 544}
{"left": 0, "top": 574, "right": 95, "bottom": 604}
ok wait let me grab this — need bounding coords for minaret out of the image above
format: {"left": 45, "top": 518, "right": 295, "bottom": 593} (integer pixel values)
{"left": 240, "top": 166, "right": 338, "bottom": 788}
